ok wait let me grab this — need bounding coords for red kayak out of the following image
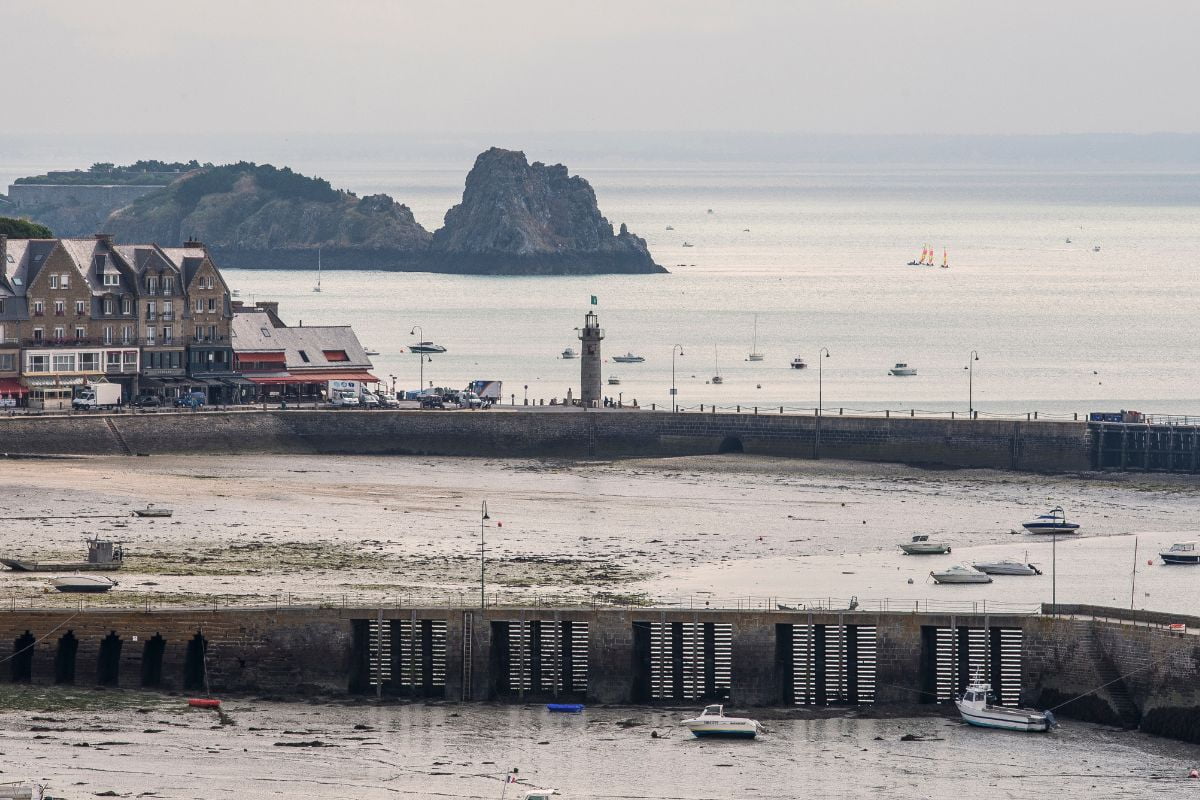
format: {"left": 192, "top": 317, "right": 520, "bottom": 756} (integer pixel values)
{"left": 188, "top": 698, "right": 221, "bottom": 708}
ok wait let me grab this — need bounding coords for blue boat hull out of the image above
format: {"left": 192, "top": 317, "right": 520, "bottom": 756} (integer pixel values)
{"left": 1161, "top": 555, "right": 1200, "bottom": 565}
{"left": 546, "top": 704, "right": 585, "bottom": 713}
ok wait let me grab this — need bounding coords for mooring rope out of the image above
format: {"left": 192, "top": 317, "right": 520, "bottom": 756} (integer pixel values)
{"left": 0, "top": 610, "right": 80, "bottom": 666}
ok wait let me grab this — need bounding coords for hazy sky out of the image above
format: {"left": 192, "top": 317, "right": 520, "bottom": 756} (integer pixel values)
{"left": 6, "top": 0, "right": 1199, "bottom": 136}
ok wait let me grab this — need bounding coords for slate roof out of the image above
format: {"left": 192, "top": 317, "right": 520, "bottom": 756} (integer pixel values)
{"left": 231, "top": 308, "right": 372, "bottom": 370}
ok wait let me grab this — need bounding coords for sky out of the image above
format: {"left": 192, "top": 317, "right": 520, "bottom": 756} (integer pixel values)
{"left": 5, "top": 0, "right": 1200, "bottom": 137}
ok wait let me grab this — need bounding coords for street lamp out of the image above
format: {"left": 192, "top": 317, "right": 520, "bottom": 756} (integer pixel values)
{"left": 480, "top": 501, "right": 490, "bottom": 609}
{"left": 966, "top": 350, "right": 980, "bottom": 418}
{"left": 671, "top": 344, "right": 684, "bottom": 411}
{"left": 410, "top": 326, "right": 425, "bottom": 395}
{"left": 389, "top": 374, "right": 396, "bottom": 396}
{"left": 815, "top": 347, "right": 831, "bottom": 458}
{"left": 523, "top": 384, "right": 528, "bottom": 405}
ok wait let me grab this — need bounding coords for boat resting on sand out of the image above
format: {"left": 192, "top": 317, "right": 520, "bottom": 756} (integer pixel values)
{"left": 2, "top": 537, "right": 123, "bottom": 572}
{"left": 133, "top": 504, "right": 173, "bottom": 518}
{"left": 956, "top": 677, "right": 1055, "bottom": 732}
{"left": 681, "top": 704, "right": 760, "bottom": 738}
{"left": 900, "top": 535, "right": 950, "bottom": 555}
{"left": 51, "top": 575, "right": 117, "bottom": 593}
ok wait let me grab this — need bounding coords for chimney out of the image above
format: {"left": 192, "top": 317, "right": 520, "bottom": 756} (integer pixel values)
{"left": 231, "top": 300, "right": 245, "bottom": 311}
{"left": 255, "top": 301, "right": 279, "bottom": 315}
{"left": 94, "top": 233, "right": 114, "bottom": 243}
{"left": 184, "top": 237, "right": 205, "bottom": 248}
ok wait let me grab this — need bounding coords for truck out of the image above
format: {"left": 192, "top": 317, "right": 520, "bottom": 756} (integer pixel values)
{"left": 327, "top": 379, "right": 362, "bottom": 407}
{"left": 72, "top": 383, "right": 122, "bottom": 411}
{"left": 467, "top": 380, "right": 502, "bottom": 404}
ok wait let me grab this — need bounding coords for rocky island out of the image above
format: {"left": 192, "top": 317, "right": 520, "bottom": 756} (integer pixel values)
{"left": 2, "top": 150, "right": 664, "bottom": 275}
{"left": 426, "top": 147, "right": 664, "bottom": 275}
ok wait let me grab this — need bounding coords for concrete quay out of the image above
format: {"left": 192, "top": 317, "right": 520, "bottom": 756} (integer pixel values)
{"left": 0, "top": 407, "right": 1098, "bottom": 472}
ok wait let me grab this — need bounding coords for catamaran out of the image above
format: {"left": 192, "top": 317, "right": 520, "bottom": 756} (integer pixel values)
{"left": 747, "top": 315, "right": 764, "bottom": 361}
{"left": 908, "top": 244, "right": 935, "bottom": 266}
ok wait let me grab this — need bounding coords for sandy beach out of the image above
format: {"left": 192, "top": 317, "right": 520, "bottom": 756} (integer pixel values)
{"left": 1, "top": 454, "right": 1197, "bottom": 614}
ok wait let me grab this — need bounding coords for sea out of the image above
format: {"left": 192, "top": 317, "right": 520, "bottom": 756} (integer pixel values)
{"left": 222, "top": 163, "right": 1200, "bottom": 417}
{"left": 4, "top": 152, "right": 1200, "bottom": 415}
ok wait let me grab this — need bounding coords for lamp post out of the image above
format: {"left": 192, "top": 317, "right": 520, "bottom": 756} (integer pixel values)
{"left": 523, "top": 384, "right": 528, "bottom": 405}
{"left": 389, "top": 374, "right": 396, "bottom": 396}
{"left": 410, "top": 326, "right": 425, "bottom": 395}
{"left": 480, "top": 501, "right": 490, "bottom": 609}
{"left": 815, "top": 347, "right": 831, "bottom": 458}
{"left": 966, "top": 350, "right": 980, "bottom": 418}
{"left": 671, "top": 344, "right": 684, "bottom": 411}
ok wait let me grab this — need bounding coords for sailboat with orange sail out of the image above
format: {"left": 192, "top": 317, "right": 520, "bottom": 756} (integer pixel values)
{"left": 908, "top": 244, "right": 935, "bottom": 266}
{"left": 941, "top": 248, "right": 949, "bottom": 269}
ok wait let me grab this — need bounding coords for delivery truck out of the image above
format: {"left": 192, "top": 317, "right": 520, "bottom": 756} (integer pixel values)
{"left": 72, "top": 383, "right": 122, "bottom": 410}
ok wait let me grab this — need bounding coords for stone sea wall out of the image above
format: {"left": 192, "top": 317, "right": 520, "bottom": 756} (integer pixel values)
{"left": 0, "top": 409, "right": 1093, "bottom": 472}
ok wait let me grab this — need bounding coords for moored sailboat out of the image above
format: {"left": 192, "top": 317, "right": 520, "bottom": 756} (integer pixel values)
{"left": 747, "top": 315, "right": 764, "bottom": 361}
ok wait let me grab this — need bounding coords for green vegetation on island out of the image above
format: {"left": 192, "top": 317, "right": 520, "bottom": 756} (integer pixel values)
{"left": 14, "top": 160, "right": 207, "bottom": 186}
{"left": 0, "top": 217, "right": 53, "bottom": 238}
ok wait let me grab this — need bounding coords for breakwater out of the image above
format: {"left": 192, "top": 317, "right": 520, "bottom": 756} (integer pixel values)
{"left": 1, "top": 605, "right": 1196, "bottom": 743}
{"left": 0, "top": 409, "right": 1094, "bottom": 472}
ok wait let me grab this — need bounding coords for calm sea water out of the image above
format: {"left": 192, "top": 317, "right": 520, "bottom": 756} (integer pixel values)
{"left": 216, "top": 164, "right": 1200, "bottom": 416}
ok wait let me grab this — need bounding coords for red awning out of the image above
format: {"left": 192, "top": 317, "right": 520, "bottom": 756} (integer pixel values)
{"left": 244, "top": 371, "right": 378, "bottom": 385}
{"left": 0, "top": 378, "right": 28, "bottom": 396}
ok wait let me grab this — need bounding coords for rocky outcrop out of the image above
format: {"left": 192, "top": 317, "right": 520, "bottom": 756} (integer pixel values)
{"left": 103, "top": 163, "right": 431, "bottom": 268}
{"left": 427, "top": 148, "right": 665, "bottom": 274}
{"left": 10, "top": 152, "right": 663, "bottom": 274}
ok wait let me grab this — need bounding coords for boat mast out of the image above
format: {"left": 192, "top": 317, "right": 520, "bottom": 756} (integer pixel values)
{"left": 316, "top": 248, "right": 322, "bottom": 290}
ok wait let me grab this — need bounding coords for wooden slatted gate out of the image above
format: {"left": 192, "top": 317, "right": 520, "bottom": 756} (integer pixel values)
{"left": 648, "top": 621, "right": 732, "bottom": 700}
{"left": 393, "top": 617, "right": 448, "bottom": 694}
{"left": 504, "top": 620, "right": 589, "bottom": 696}
{"left": 791, "top": 622, "right": 876, "bottom": 705}
{"left": 928, "top": 626, "right": 1023, "bottom": 705}
{"left": 367, "top": 617, "right": 391, "bottom": 688}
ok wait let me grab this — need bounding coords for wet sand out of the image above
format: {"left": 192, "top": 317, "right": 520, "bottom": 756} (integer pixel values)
{"left": 0, "top": 686, "right": 1195, "bottom": 800}
{"left": 0, "top": 453, "right": 1197, "bottom": 612}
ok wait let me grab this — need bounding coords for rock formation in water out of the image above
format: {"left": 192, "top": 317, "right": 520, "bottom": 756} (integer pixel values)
{"left": 427, "top": 147, "right": 665, "bottom": 274}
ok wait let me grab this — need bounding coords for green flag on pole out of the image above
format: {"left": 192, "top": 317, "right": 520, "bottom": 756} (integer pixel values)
{"left": 590, "top": 295, "right": 598, "bottom": 305}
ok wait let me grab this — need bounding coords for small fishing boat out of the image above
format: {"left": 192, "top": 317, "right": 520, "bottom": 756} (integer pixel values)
{"left": 681, "top": 704, "right": 760, "bottom": 738}
{"left": 956, "top": 676, "right": 1055, "bottom": 732}
{"left": 1160, "top": 541, "right": 1200, "bottom": 565}
{"left": 611, "top": 352, "right": 645, "bottom": 363}
{"left": 1093, "top": 245, "right": 1101, "bottom": 252}
{"left": 900, "top": 534, "right": 950, "bottom": 555}
{"left": 1, "top": 536, "right": 123, "bottom": 572}
{"left": 133, "top": 504, "right": 173, "bottom": 518}
{"left": 51, "top": 575, "right": 118, "bottom": 593}
{"left": 682, "top": 242, "right": 694, "bottom": 248}
{"left": 972, "top": 559, "right": 1042, "bottom": 576}
{"left": 409, "top": 341, "right": 447, "bottom": 354}
{"left": 561, "top": 347, "right": 578, "bottom": 360}
{"left": 1022, "top": 508, "right": 1080, "bottom": 534}
{"left": 363, "top": 347, "right": 380, "bottom": 357}
{"left": 607, "top": 376, "right": 621, "bottom": 385}
{"left": 665, "top": 225, "right": 674, "bottom": 231}
{"left": 746, "top": 315, "right": 764, "bottom": 362}
{"left": 930, "top": 565, "right": 992, "bottom": 584}
{"left": 790, "top": 356, "right": 807, "bottom": 370}
{"left": 546, "top": 703, "right": 584, "bottom": 713}
{"left": 888, "top": 363, "right": 917, "bottom": 376}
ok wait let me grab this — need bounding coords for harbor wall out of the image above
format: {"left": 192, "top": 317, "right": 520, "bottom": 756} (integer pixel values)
{"left": 0, "top": 409, "right": 1093, "bottom": 473}
{"left": 1, "top": 606, "right": 1196, "bottom": 742}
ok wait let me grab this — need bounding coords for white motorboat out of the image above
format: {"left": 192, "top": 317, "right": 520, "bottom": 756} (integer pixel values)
{"left": 51, "top": 575, "right": 118, "bottom": 594}
{"left": 518, "top": 791, "right": 555, "bottom": 800}
{"left": 133, "top": 504, "right": 173, "bottom": 518}
{"left": 972, "top": 559, "right": 1042, "bottom": 576}
{"left": 956, "top": 677, "right": 1055, "bottom": 732}
{"left": 409, "top": 341, "right": 447, "bottom": 354}
{"left": 363, "top": 347, "right": 380, "bottom": 357}
{"left": 790, "top": 356, "right": 807, "bottom": 370}
{"left": 607, "top": 376, "right": 620, "bottom": 385}
{"left": 900, "top": 534, "right": 951, "bottom": 555}
{"left": 930, "top": 565, "right": 992, "bottom": 584}
{"left": 888, "top": 363, "right": 917, "bottom": 376}
{"left": 612, "top": 352, "right": 645, "bottom": 363}
{"left": 561, "top": 347, "right": 578, "bottom": 360}
{"left": 1022, "top": 508, "right": 1080, "bottom": 534}
{"left": 681, "top": 704, "right": 760, "bottom": 739}
{"left": 1160, "top": 541, "right": 1200, "bottom": 565}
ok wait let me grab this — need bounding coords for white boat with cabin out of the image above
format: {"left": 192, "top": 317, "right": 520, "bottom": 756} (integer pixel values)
{"left": 972, "top": 559, "right": 1041, "bottom": 576}
{"left": 888, "top": 363, "right": 917, "bottom": 376}
{"left": 681, "top": 704, "right": 760, "bottom": 738}
{"left": 790, "top": 356, "right": 807, "bottom": 370}
{"left": 410, "top": 341, "right": 448, "bottom": 354}
{"left": 930, "top": 564, "right": 992, "bottom": 584}
{"left": 1022, "top": 508, "right": 1080, "bottom": 534}
{"left": 1160, "top": 541, "right": 1200, "bottom": 565}
{"left": 956, "top": 677, "right": 1055, "bottom": 732}
{"left": 607, "top": 376, "right": 620, "bottom": 385}
{"left": 561, "top": 347, "right": 578, "bottom": 360}
{"left": 611, "top": 352, "right": 645, "bottom": 363}
{"left": 899, "top": 534, "right": 950, "bottom": 555}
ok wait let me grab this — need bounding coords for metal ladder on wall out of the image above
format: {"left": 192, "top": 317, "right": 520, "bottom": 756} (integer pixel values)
{"left": 461, "top": 611, "right": 472, "bottom": 701}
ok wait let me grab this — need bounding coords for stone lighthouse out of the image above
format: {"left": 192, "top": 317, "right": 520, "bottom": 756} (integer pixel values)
{"left": 578, "top": 310, "right": 604, "bottom": 407}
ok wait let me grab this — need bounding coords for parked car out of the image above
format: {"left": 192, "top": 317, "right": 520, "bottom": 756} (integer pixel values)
{"left": 360, "top": 391, "right": 381, "bottom": 409}
{"left": 420, "top": 396, "right": 445, "bottom": 409}
{"left": 134, "top": 394, "right": 162, "bottom": 407}
{"left": 174, "top": 391, "right": 206, "bottom": 409}
{"left": 457, "top": 391, "right": 483, "bottom": 409}
{"left": 377, "top": 392, "right": 401, "bottom": 408}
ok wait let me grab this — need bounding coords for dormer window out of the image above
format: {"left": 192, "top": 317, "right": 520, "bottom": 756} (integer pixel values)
{"left": 147, "top": 276, "right": 158, "bottom": 294}
{"left": 163, "top": 276, "right": 174, "bottom": 294}
{"left": 103, "top": 274, "right": 119, "bottom": 286}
